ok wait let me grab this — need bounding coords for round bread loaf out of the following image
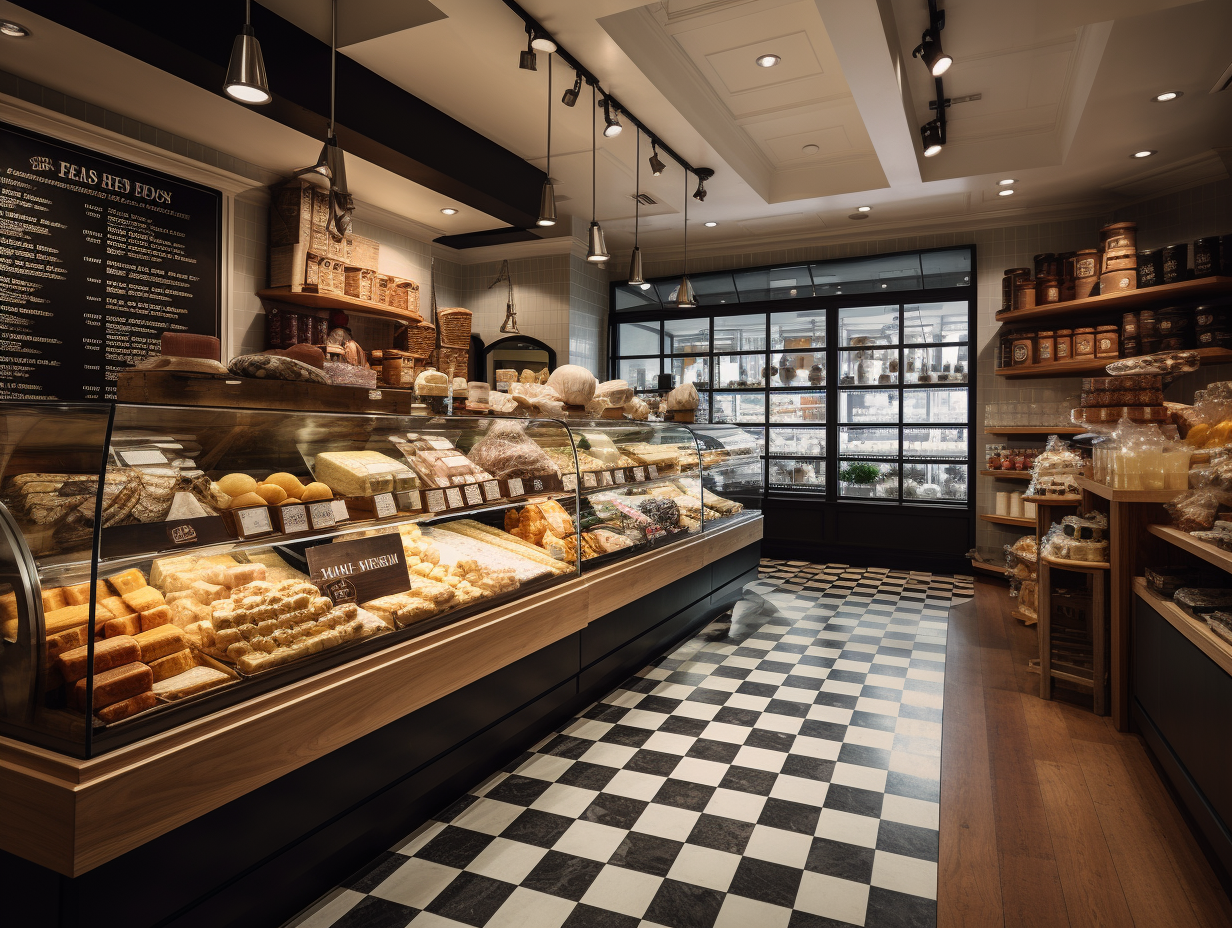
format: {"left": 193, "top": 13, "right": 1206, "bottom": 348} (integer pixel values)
{"left": 217, "top": 473, "right": 258, "bottom": 497}
{"left": 255, "top": 484, "right": 287, "bottom": 505}
{"left": 263, "top": 472, "right": 306, "bottom": 497}
{"left": 300, "top": 482, "right": 333, "bottom": 501}
{"left": 228, "top": 492, "right": 266, "bottom": 509}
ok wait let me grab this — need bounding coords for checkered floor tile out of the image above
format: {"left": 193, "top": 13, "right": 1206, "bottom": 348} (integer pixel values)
{"left": 285, "top": 560, "right": 963, "bottom": 928}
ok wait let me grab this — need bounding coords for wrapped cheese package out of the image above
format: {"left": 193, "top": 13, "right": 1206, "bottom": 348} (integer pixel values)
{"left": 467, "top": 420, "right": 561, "bottom": 480}
{"left": 546, "top": 365, "right": 598, "bottom": 406}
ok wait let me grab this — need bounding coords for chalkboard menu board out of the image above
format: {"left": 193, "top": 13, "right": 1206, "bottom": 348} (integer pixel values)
{"left": 0, "top": 121, "right": 221, "bottom": 401}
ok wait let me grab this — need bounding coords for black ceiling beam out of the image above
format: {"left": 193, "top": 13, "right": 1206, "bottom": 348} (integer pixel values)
{"left": 15, "top": 0, "right": 545, "bottom": 230}
{"left": 498, "top": 0, "right": 700, "bottom": 179}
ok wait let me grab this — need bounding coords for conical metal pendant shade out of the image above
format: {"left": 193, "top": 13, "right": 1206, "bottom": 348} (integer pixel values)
{"left": 676, "top": 275, "right": 696, "bottom": 309}
{"left": 537, "top": 181, "right": 557, "bottom": 227}
{"left": 224, "top": 25, "right": 271, "bottom": 104}
{"left": 587, "top": 220, "right": 610, "bottom": 263}
{"left": 500, "top": 302, "right": 521, "bottom": 334}
{"left": 628, "top": 246, "right": 644, "bottom": 285}
{"left": 296, "top": 139, "right": 332, "bottom": 180}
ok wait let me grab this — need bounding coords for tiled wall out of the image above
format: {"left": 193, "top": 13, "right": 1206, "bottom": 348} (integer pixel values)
{"left": 230, "top": 191, "right": 271, "bottom": 356}
{"left": 569, "top": 255, "right": 609, "bottom": 377}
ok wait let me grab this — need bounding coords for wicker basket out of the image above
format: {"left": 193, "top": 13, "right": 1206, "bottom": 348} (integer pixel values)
{"left": 398, "top": 321, "right": 436, "bottom": 359}
{"left": 387, "top": 279, "right": 420, "bottom": 316}
{"left": 437, "top": 307, "right": 472, "bottom": 347}
{"left": 435, "top": 345, "right": 469, "bottom": 379}
{"left": 343, "top": 266, "right": 376, "bottom": 302}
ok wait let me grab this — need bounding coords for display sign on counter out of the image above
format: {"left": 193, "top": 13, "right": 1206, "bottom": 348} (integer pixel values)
{"left": 307, "top": 532, "right": 409, "bottom": 605}
{"left": 0, "top": 121, "right": 221, "bottom": 401}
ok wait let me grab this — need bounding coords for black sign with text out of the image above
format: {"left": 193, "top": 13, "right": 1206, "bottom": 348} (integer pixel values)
{"left": 306, "top": 533, "right": 410, "bottom": 605}
{"left": 0, "top": 121, "right": 221, "bottom": 401}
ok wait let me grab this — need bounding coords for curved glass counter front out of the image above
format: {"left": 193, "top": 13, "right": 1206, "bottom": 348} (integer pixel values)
{"left": 0, "top": 403, "right": 764, "bottom": 758}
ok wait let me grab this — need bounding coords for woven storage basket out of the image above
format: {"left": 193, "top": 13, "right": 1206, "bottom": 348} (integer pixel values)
{"left": 343, "top": 266, "right": 376, "bottom": 301}
{"left": 438, "top": 307, "right": 472, "bottom": 347}
{"left": 399, "top": 322, "right": 436, "bottom": 359}
{"left": 388, "top": 279, "right": 420, "bottom": 316}
{"left": 435, "top": 345, "right": 469, "bottom": 379}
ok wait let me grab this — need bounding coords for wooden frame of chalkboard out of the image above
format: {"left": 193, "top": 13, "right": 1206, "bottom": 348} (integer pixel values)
{"left": 0, "top": 119, "right": 222, "bottom": 402}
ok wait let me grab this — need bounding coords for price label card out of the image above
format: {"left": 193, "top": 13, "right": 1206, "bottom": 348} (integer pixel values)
{"left": 119, "top": 448, "right": 168, "bottom": 466}
{"left": 482, "top": 480, "right": 501, "bottom": 502}
{"left": 368, "top": 390, "right": 383, "bottom": 400}
{"left": 463, "top": 484, "right": 483, "bottom": 507}
{"left": 648, "top": 465, "right": 659, "bottom": 478}
{"left": 307, "top": 532, "right": 409, "bottom": 605}
{"left": 372, "top": 493, "right": 397, "bottom": 519}
{"left": 599, "top": 471, "right": 614, "bottom": 487}
{"left": 583, "top": 473, "right": 597, "bottom": 488}
{"left": 425, "top": 489, "right": 448, "bottom": 513}
{"left": 633, "top": 467, "right": 646, "bottom": 482}
{"left": 308, "top": 501, "right": 336, "bottom": 530}
{"left": 562, "top": 473, "right": 578, "bottom": 492}
{"left": 530, "top": 477, "right": 546, "bottom": 493}
{"left": 397, "top": 488, "right": 422, "bottom": 512}
{"left": 331, "top": 499, "right": 351, "bottom": 521}
{"left": 281, "top": 504, "right": 309, "bottom": 533}
{"left": 613, "top": 470, "right": 625, "bottom": 484}
{"left": 236, "top": 506, "right": 273, "bottom": 538}
{"left": 507, "top": 477, "right": 525, "bottom": 498}
{"left": 445, "top": 487, "right": 464, "bottom": 509}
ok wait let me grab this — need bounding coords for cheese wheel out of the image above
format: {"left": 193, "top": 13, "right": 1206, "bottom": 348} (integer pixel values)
{"left": 161, "top": 332, "right": 221, "bottom": 361}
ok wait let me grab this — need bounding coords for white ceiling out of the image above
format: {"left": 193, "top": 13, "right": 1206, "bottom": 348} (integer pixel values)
{"left": 3, "top": 0, "right": 1231, "bottom": 260}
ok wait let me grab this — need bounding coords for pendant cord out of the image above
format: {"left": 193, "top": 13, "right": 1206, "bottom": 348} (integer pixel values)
{"left": 546, "top": 55, "right": 551, "bottom": 180}
{"left": 634, "top": 130, "right": 640, "bottom": 248}
{"left": 329, "top": 0, "right": 336, "bottom": 136}
{"left": 245, "top": 0, "right": 251, "bottom": 26}
{"left": 683, "top": 167, "right": 688, "bottom": 276}
{"left": 591, "top": 82, "right": 596, "bottom": 222}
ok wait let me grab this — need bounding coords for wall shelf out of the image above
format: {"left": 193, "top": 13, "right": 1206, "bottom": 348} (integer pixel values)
{"left": 994, "top": 276, "right": 1232, "bottom": 325}
{"left": 1076, "top": 476, "right": 1179, "bottom": 503}
{"left": 257, "top": 287, "right": 424, "bottom": 325}
{"left": 1148, "top": 523, "right": 1232, "bottom": 574}
{"left": 980, "top": 513, "right": 1035, "bottom": 527}
{"left": 980, "top": 469, "right": 1031, "bottom": 480}
{"left": 1134, "top": 578, "right": 1232, "bottom": 678}
{"left": 995, "top": 347, "right": 1232, "bottom": 379}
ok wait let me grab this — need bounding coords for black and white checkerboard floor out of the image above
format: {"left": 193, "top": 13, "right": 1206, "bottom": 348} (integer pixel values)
{"left": 286, "top": 560, "right": 971, "bottom": 928}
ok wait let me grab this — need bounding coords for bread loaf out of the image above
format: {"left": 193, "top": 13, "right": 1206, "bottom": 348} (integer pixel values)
{"left": 123, "top": 586, "right": 165, "bottom": 614}
{"left": 140, "top": 605, "right": 173, "bottom": 632}
{"left": 0, "top": 590, "right": 16, "bottom": 641}
{"left": 108, "top": 569, "right": 148, "bottom": 596}
{"left": 57, "top": 635, "right": 141, "bottom": 684}
{"left": 104, "top": 614, "right": 142, "bottom": 638}
{"left": 46, "top": 625, "right": 89, "bottom": 664}
{"left": 134, "top": 625, "right": 188, "bottom": 664}
{"left": 72, "top": 661, "right": 153, "bottom": 711}
{"left": 149, "top": 649, "right": 196, "bottom": 682}
{"left": 99, "top": 595, "right": 136, "bottom": 618}
{"left": 152, "top": 665, "right": 230, "bottom": 700}
{"left": 41, "top": 587, "right": 67, "bottom": 611}
{"left": 95, "top": 690, "right": 158, "bottom": 724}
{"left": 44, "top": 604, "right": 91, "bottom": 637}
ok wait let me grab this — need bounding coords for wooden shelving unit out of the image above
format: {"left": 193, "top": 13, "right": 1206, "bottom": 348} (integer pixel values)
{"left": 1148, "top": 523, "right": 1232, "bottom": 574}
{"left": 1042, "top": 554, "right": 1111, "bottom": 571}
{"left": 1076, "top": 476, "right": 1180, "bottom": 504}
{"left": 1134, "top": 577, "right": 1232, "bottom": 678}
{"left": 984, "top": 427, "right": 1085, "bottom": 436}
{"left": 970, "top": 557, "right": 1007, "bottom": 575}
{"left": 995, "top": 346, "right": 1232, "bottom": 379}
{"left": 994, "top": 276, "right": 1232, "bottom": 325}
{"left": 257, "top": 287, "right": 424, "bottom": 325}
{"left": 980, "top": 469, "right": 1031, "bottom": 480}
{"left": 980, "top": 513, "right": 1035, "bottom": 528}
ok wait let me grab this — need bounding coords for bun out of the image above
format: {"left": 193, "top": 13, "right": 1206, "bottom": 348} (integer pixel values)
{"left": 255, "top": 484, "right": 287, "bottom": 505}
{"left": 263, "top": 473, "right": 306, "bottom": 497}
{"left": 217, "top": 473, "right": 258, "bottom": 497}
{"left": 227, "top": 492, "right": 266, "bottom": 509}
{"left": 300, "top": 482, "right": 333, "bottom": 501}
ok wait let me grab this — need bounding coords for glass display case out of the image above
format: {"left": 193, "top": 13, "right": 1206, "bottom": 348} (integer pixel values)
{"left": 0, "top": 403, "right": 762, "bottom": 758}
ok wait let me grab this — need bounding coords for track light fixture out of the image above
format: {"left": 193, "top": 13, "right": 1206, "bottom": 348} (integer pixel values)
{"left": 587, "top": 83, "right": 610, "bottom": 263}
{"left": 600, "top": 94, "right": 623, "bottom": 138}
{"left": 692, "top": 168, "right": 714, "bottom": 202}
{"left": 537, "top": 55, "right": 557, "bottom": 227}
{"left": 562, "top": 72, "right": 581, "bottom": 107}
{"left": 920, "top": 119, "right": 944, "bottom": 157}
{"left": 530, "top": 29, "right": 556, "bottom": 53}
{"left": 519, "top": 27, "right": 537, "bottom": 71}
{"left": 911, "top": 1, "right": 952, "bottom": 77}
{"left": 224, "top": 0, "right": 271, "bottom": 104}
{"left": 649, "top": 143, "right": 666, "bottom": 177}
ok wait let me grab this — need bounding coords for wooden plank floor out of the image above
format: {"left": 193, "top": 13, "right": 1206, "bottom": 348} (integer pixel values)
{"left": 938, "top": 577, "right": 1232, "bottom": 928}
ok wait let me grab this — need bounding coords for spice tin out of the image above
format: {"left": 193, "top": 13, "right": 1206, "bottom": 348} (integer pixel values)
{"left": 1014, "top": 277, "right": 1037, "bottom": 310}
{"left": 1095, "top": 325, "right": 1119, "bottom": 359}
{"left": 1074, "top": 248, "right": 1100, "bottom": 299}
{"left": 1035, "top": 276, "right": 1061, "bottom": 304}
{"left": 1137, "top": 249, "right": 1162, "bottom": 287}
{"left": 1122, "top": 337, "right": 1139, "bottom": 357}
{"left": 1034, "top": 253, "right": 1058, "bottom": 279}
{"left": 1055, "top": 329, "right": 1073, "bottom": 361}
{"left": 1073, "top": 327, "right": 1096, "bottom": 358}
{"left": 1101, "top": 221, "right": 1137, "bottom": 253}
{"left": 1011, "top": 333, "right": 1036, "bottom": 366}
{"left": 1162, "top": 243, "right": 1189, "bottom": 283}
{"left": 1103, "top": 251, "right": 1139, "bottom": 271}
{"left": 1001, "top": 268, "right": 1031, "bottom": 311}
{"left": 1121, "top": 312, "right": 1139, "bottom": 339}
{"left": 1195, "top": 237, "right": 1222, "bottom": 278}
{"left": 1036, "top": 330, "right": 1056, "bottom": 362}
{"left": 1100, "top": 269, "right": 1137, "bottom": 294}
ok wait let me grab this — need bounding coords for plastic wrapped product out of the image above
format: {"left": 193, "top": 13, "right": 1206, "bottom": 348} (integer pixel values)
{"left": 1166, "top": 488, "right": 1232, "bottom": 533}
{"left": 1145, "top": 566, "right": 1222, "bottom": 597}
{"left": 1104, "top": 351, "right": 1200, "bottom": 376}
{"left": 546, "top": 365, "right": 598, "bottom": 406}
{"left": 1173, "top": 587, "right": 1232, "bottom": 618}
{"left": 467, "top": 420, "right": 561, "bottom": 480}
{"left": 227, "top": 354, "right": 329, "bottom": 384}
{"left": 324, "top": 361, "right": 378, "bottom": 387}
{"left": 664, "top": 382, "right": 700, "bottom": 411}
{"left": 1207, "top": 612, "right": 1232, "bottom": 644}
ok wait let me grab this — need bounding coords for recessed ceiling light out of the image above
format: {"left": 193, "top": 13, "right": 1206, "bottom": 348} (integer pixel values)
{"left": 639, "top": 282, "right": 651, "bottom": 290}
{"left": 0, "top": 21, "right": 30, "bottom": 37}
{"left": 1133, "top": 150, "right": 1156, "bottom": 158}
{"left": 704, "top": 221, "right": 718, "bottom": 227}
{"left": 997, "top": 178, "right": 1015, "bottom": 186}
{"left": 802, "top": 143, "right": 820, "bottom": 154}
{"left": 440, "top": 207, "right": 458, "bottom": 215}
{"left": 857, "top": 206, "right": 872, "bottom": 212}
{"left": 1153, "top": 91, "right": 1182, "bottom": 102}
{"left": 755, "top": 54, "right": 781, "bottom": 68}
{"left": 998, "top": 188, "right": 1015, "bottom": 196}
{"left": 881, "top": 283, "right": 888, "bottom": 288}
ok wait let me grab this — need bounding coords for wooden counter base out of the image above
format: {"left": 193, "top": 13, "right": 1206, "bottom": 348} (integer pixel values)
{"left": 0, "top": 517, "right": 762, "bottom": 877}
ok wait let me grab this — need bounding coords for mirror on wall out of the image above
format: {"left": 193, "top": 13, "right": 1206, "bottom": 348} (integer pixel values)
{"left": 484, "top": 335, "right": 557, "bottom": 388}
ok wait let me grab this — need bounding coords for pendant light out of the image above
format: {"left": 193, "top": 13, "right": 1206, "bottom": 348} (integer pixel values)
{"left": 676, "top": 168, "right": 695, "bottom": 308}
{"left": 537, "top": 54, "right": 557, "bottom": 227}
{"left": 296, "top": 0, "right": 353, "bottom": 238}
{"left": 224, "top": 0, "right": 271, "bottom": 104}
{"left": 628, "top": 129, "right": 644, "bottom": 285}
{"left": 586, "top": 81, "right": 610, "bottom": 263}
{"left": 491, "top": 259, "right": 521, "bottom": 334}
